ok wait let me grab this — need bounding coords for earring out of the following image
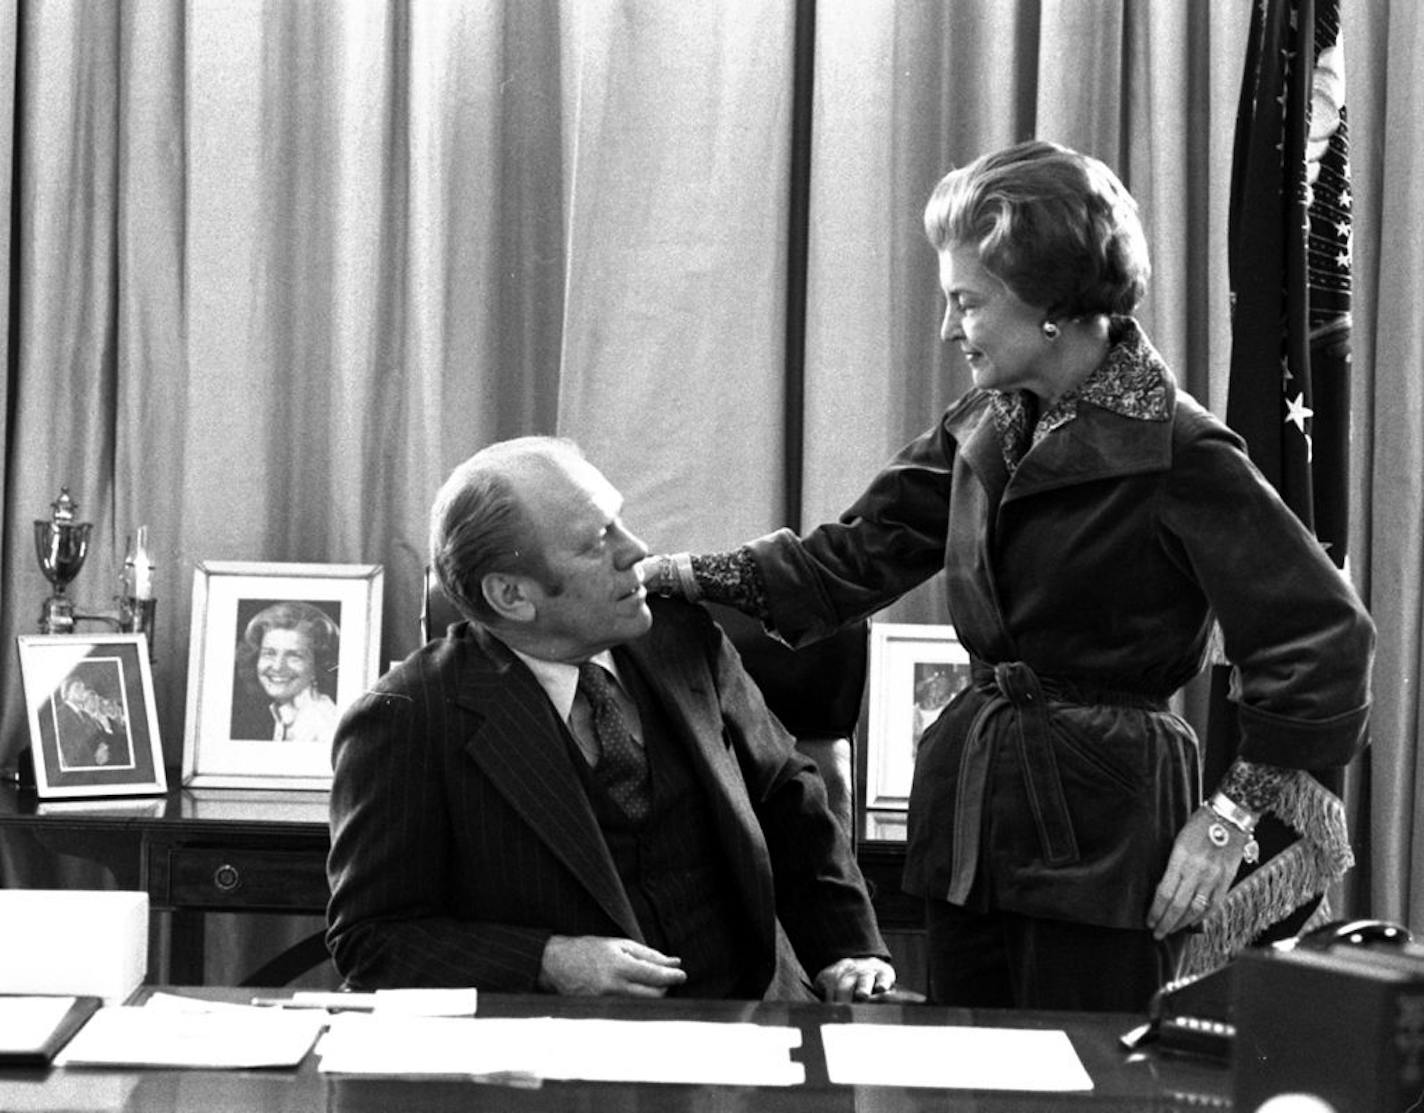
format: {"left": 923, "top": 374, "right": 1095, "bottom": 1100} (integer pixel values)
{"left": 1042, "top": 321, "right": 1060, "bottom": 340}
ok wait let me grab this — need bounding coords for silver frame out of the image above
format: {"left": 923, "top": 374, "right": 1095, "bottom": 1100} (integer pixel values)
{"left": 16, "top": 633, "right": 167, "bottom": 799}
{"left": 864, "top": 622, "right": 970, "bottom": 810}
{"left": 181, "top": 560, "right": 383, "bottom": 789}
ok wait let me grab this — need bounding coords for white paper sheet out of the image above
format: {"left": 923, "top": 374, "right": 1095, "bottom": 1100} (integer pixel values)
{"left": 0, "top": 998, "right": 77, "bottom": 1055}
{"left": 54, "top": 1005, "right": 326, "bottom": 1069}
{"left": 820, "top": 1023, "right": 1094, "bottom": 1091}
{"left": 317, "top": 1015, "right": 804, "bottom": 1086}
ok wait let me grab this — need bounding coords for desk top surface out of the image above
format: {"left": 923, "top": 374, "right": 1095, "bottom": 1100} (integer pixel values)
{"left": 0, "top": 989, "right": 1230, "bottom": 1112}
{"left": 1, "top": 783, "right": 916, "bottom": 848}
{"left": 0, "top": 779, "right": 331, "bottom": 831}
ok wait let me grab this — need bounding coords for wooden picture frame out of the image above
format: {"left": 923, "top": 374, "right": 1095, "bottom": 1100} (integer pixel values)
{"left": 182, "top": 561, "right": 383, "bottom": 789}
{"left": 865, "top": 623, "right": 971, "bottom": 810}
{"left": 16, "top": 634, "right": 167, "bottom": 799}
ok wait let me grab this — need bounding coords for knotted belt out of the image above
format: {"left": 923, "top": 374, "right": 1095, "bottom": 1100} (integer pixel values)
{"left": 945, "top": 659, "right": 1167, "bottom": 905}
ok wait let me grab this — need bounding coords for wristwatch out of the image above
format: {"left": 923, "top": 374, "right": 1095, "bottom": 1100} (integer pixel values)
{"left": 1205, "top": 792, "right": 1260, "bottom": 864}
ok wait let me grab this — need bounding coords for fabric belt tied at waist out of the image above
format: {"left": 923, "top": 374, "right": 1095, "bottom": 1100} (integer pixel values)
{"left": 945, "top": 660, "right": 1164, "bottom": 906}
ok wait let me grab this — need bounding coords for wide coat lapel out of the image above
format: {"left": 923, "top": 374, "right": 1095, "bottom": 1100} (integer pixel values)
{"left": 449, "top": 626, "right": 641, "bottom": 939}
{"left": 620, "top": 613, "right": 778, "bottom": 950}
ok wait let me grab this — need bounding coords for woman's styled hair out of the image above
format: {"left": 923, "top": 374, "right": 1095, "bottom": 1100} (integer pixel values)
{"left": 923, "top": 139, "right": 1150, "bottom": 318}
{"left": 237, "top": 601, "right": 342, "bottom": 697}
{"left": 428, "top": 436, "right": 576, "bottom": 624}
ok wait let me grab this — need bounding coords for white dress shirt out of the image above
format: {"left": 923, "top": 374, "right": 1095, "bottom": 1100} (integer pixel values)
{"left": 509, "top": 647, "right": 645, "bottom": 766}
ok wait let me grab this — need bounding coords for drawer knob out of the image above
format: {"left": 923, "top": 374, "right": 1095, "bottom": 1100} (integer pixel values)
{"left": 212, "top": 863, "right": 242, "bottom": 892}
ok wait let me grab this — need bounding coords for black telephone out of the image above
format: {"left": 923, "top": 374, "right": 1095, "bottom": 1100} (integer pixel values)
{"left": 1121, "top": 918, "right": 1413, "bottom": 1061}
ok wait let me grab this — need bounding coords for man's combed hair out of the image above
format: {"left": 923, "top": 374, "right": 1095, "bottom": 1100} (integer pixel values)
{"left": 428, "top": 436, "right": 580, "bottom": 623}
{"left": 923, "top": 139, "right": 1150, "bottom": 318}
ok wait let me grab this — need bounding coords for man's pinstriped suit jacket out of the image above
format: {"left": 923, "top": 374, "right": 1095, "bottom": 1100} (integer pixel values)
{"left": 326, "top": 596, "right": 888, "bottom": 994}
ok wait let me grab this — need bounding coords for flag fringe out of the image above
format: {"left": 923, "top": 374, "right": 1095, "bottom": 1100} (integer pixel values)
{"left": 1182, "top": 771, "right": 1353, "bottom": 976}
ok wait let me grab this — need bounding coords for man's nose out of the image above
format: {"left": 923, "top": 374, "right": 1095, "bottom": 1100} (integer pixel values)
{"left": 614, "top": 524, "right": 650, "bottom": 566}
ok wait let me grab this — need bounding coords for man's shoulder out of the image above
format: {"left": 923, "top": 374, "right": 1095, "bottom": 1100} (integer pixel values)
{"left": 647, "top": 593, "right": 716, "bottom": 628}
{"left": 348, "top": 623, "right": 499, "bottom": 713}
{"left": 642, "top": 596, "right": 723, "bottom": 655}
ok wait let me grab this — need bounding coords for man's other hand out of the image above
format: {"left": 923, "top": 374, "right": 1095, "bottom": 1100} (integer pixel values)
{"left": 813, "top": 956, "right": 896, "bottom": 1002}
{"left": 538, "top": 935, "right": 688, "bottom": 997}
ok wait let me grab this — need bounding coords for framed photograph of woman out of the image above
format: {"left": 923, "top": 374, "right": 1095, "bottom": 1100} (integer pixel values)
{"left": 865, "top": 623, "right": 971, "bottom": 810}
{"left": 16, "top": 634, "right": 167, "bottom": 799}
{"left": 182, "top": 561, "right": 383, "bottom": 789}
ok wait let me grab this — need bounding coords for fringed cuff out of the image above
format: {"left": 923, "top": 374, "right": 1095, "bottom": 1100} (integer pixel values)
{"left": 1182, "top": 770, "right": 1354, "bottom": 977}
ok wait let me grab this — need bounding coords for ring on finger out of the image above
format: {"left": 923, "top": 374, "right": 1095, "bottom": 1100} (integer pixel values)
{"left": 1189, "top": 893, "right": 1210, "bottom": 910}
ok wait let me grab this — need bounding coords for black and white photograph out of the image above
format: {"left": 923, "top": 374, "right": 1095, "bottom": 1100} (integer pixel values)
{"left": 865, "top": 623, "right": 970, "bottom": 811}
{"left": 16, "top": 634, "right": 166, "bottom": 798}
{"left": 182, "top": 561, "right": 382, "bottom": 789}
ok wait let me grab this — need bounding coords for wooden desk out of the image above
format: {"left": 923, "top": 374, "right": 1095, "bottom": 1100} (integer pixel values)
{"left": 0, "top": 989, "right": 1233, "bottom": 1112}
{"left": 0, "top": 781, "right": 330, "bottom": 985}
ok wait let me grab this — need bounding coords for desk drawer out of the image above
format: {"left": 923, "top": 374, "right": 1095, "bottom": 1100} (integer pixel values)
{"left": 160, "top": 846, "right": 330, "bottom": 912}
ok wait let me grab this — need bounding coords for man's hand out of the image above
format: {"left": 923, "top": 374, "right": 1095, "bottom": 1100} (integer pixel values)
{"left": 538, "top": 935, "right": 688, "bottom": 997}
{"left": 813, "top": 956, "right": 896, "bottom": 1002}
{"left": 1147, "top": 806, "right": 1250, "bottom": 940}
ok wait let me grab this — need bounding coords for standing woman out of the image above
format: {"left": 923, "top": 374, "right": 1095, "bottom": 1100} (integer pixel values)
{"left": 645, "top": 140, "right": 1373, "bottom": 1012}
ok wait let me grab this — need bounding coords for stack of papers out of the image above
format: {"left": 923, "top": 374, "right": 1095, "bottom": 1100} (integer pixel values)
{"left": 56, "top": 1002, "right": 326, "bottom": 1070}
{"left": 316, "top": 1015, "right": 805, "bottom": 1086}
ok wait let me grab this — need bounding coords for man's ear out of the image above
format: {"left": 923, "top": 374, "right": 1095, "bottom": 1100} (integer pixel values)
{"left": 481, "top": 571, "right": 537, "bottom": 624}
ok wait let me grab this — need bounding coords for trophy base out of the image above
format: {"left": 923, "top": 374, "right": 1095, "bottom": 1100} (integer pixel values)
{"left": 38, "top": 597, "right": 77, "bottom": 635}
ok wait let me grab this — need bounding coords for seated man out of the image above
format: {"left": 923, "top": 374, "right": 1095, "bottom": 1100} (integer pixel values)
{"left": 326, "top": 436, "right": 895, "bottom": 1000}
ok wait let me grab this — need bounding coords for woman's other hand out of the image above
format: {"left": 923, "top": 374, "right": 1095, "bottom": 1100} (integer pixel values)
{"left": 1146, "top": 806, "right": 1253, "bottom": 940}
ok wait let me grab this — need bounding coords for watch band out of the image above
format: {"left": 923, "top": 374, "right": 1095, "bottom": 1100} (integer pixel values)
{"left": 1208, "top": 792, "right": 1259, "bottom": 834}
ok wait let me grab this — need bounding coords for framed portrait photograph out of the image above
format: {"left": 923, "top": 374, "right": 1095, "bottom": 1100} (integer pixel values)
{"left": 16, "top": 634, "right": 167, "bottom": 799}
{"left": 865, "top": 623, "right": 971, "bottom": 810}
{"left": 182, "top": 561, "right": 384, "bottom": 789}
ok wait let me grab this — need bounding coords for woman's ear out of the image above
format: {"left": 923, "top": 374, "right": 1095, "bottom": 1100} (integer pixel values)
{"left": 481, "top": 571, "right": 537, "bottom": 624}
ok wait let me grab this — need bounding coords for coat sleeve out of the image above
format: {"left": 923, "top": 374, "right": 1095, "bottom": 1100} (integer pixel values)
{"left": 695, "top": 608, "right": 891, "bottom": 976}
{"left": 746, "top": 418, "right": 959, "bottom": 646}
{"left": 325, "top": 669, "right": 554, "bottom": 991}
{"left": 1159, "top": 412, "right": 1374, "bottom": 769}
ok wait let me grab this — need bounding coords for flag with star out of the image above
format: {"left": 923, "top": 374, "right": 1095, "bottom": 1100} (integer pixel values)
{"left": 1194, "top": 0, "right": 1356, "bottom": 971}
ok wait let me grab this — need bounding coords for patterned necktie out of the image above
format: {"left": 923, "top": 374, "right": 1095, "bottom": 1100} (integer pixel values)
{"left": 577, "top": 661, "right": 650, "bottom": 822}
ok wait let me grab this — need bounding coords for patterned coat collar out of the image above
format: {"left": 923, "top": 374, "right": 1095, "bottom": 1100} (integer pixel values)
{"left": 989, "top": 317, "right": 1171, "bottom": 474}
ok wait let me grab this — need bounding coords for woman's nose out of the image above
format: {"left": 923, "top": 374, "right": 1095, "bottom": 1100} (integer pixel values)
{"left": 940, "top": 304, "right": 962, "bottom": 342}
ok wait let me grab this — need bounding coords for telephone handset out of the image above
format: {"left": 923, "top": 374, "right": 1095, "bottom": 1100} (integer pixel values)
{"left": 1121, "top": 918, "right": 1413, "bottom": 1060}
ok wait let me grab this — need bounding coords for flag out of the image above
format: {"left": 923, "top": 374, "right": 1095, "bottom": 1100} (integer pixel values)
{"left": 1193, "top": 0, "right": 1357, "bottom": 972}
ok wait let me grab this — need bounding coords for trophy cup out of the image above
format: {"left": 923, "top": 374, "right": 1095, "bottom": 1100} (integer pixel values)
{"left": 34, "top": 488, "right": 92, "bottom": 634}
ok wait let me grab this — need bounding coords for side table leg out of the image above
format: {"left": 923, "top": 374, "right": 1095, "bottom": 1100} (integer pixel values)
{"left": 167, "top": 909, "right": 207, "bottom": 985}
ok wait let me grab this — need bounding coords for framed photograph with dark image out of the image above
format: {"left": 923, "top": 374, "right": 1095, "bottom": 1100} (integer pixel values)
{"left": 16, "top": 634, "right": 167, "bottom": 799}
{"left": 182, "top": 561, "right": 383, "bottom": 789}
{"left": 865, "top": 623, "right": 971, "bottom": 810}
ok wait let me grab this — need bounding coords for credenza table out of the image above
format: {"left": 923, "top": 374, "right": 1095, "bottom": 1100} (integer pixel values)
{"left": 0, "top": 780, "right": 926, "bottom": 990}
{"left": 0, "top": 780, "right": 331, "bottom": 985}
